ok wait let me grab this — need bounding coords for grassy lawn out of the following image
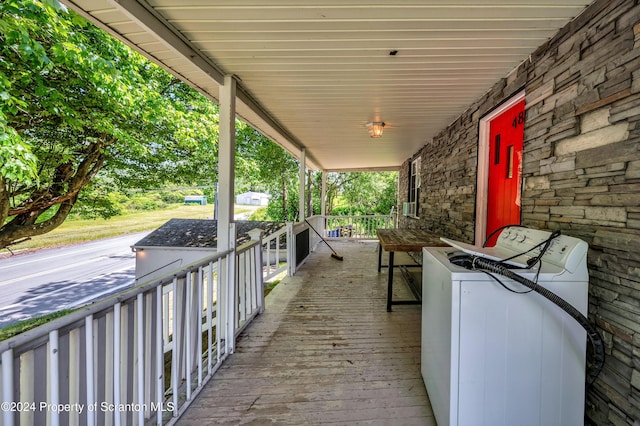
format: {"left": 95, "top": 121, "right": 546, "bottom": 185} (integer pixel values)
{"left": 5, "top": 204, "right": 255, "bottom": 253}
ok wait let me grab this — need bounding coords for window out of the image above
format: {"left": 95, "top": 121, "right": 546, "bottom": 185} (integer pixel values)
{"left": 404, "top": 157, "right": 420, "bottom": 217}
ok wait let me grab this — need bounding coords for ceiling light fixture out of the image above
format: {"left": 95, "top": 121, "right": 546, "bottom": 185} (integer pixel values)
{"left": 366, "top": 121, "right": 385, "bottom": 138}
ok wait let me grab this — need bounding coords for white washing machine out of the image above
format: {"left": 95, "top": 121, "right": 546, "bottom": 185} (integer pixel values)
{"left": 421, "top": 227, "right": 589, "bottom": 426}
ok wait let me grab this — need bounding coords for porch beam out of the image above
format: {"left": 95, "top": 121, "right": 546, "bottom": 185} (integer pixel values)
{"left": 218, "top": 75, "right": 237, "bottom": 251}
{"left": 101, "top": 0, "right": 224, "bottom": 85}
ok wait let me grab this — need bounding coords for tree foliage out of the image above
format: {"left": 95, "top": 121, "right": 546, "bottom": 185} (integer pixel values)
{"left": 320, "top": 172, "right": 397, "bottom": 216}
{"left": 0, "top": 0, "right": 218, "bottom": 248}
{"left": 236, "top": 122, "right": 300, "bottom": 221}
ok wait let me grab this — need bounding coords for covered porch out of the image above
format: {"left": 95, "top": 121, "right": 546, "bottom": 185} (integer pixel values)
{"left": 178, "top": 239, "right": 433, "bottom": 425}
{"left": 5, "top": 0, "right": 634, "bottom": 423}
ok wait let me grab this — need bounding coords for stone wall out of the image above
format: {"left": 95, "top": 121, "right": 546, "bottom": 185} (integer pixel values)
{"left": 398, "top": 0, "right": 640, "bottom": 423}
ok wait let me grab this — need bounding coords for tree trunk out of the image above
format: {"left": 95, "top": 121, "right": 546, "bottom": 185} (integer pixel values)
{"left": 0, "top": 144, "right": 106, "bottom": 249}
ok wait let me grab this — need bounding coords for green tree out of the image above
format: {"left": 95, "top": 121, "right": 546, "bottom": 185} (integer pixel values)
{"left": 341, "top": 172, "right": 397, "bottom": 215}
{"left": 235, "top": 123, "right": 299, "bottom": 221}
{"left": 325, "top": 172, "right": 397, "bottom": 215}
{"left": 0, "top": 0, "right": 218, "bottom": 248}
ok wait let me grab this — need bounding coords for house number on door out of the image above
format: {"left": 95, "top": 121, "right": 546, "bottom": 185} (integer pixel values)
{"left": 512, "top": 111, "right": 525, "bottom": 128}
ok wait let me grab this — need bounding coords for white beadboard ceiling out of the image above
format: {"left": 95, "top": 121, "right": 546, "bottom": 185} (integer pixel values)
{"left": 63, "top": 0, "right": 593, "bottom": 171}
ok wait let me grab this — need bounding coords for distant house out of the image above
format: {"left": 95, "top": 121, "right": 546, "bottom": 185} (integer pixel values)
{"left": 184, "top": 195, "right": 207, "bottom": 205}
{"left": 236, "top": 191, "right": 270, "bottom": 206}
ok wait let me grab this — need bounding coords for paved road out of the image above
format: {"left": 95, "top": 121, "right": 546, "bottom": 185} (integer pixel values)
{"left": 0, "top": 232, "right": 149, "bottom": 328}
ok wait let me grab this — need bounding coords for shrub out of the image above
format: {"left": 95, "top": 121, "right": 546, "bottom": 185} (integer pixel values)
{"left": 125, "top": 193, "right": 166, "bottom": 211}
{"left": 248, "top": 207, "right": 268, "bottom": 221}
{"left": 71, "top": 191, "right": 127, "bottom": 219}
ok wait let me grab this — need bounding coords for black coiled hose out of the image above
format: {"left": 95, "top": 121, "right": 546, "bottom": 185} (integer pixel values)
{"left": 470, "top": 255, "right": 605, "bottom": 385}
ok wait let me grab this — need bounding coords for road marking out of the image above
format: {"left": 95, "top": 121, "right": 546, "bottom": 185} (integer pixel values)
{"left": 0, "top": 256, "right": 110, "bottom": 287}
{"left": 0, "top": 233, "right": 144, "bottom": 270}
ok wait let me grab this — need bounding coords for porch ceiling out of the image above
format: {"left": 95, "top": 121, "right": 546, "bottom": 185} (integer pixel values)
{"left": 63, "top": 0, "right": 593, "bottom": 171}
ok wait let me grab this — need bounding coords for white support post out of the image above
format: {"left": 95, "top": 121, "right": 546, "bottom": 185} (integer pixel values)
{"left": 299, "top": 148, "right": 306, "bottom": 221}
{"left": 218, "top": 75, "right": 237, "bottom": 251}
{"left": 321, "top": 171, "right": 327, "bottom": 217}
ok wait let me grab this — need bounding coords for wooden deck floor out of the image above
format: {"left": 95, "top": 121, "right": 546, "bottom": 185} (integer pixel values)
{"left": 177, "top": 240, "right": 436, "bottom": 425}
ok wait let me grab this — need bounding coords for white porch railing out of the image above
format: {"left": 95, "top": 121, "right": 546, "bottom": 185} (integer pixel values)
{"left": 0, "top": 237, "right": 265, "bottom": 426}
{"left": 261, "top": 224, "right": 290, "bottom": 282}
{"left": 324, "top": 214, "right": 395, "bottom": 239}
{"left": 0, "top": 216, "right": 386, "bottom": 426}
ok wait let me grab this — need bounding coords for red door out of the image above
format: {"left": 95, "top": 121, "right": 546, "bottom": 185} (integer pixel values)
{"left": 485, "top": 99, "right": 525, "bottom": 246}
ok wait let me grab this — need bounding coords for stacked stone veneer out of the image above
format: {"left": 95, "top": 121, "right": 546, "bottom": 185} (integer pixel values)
{"left": 398, "top": 0, "right": 640, "bottom": 424}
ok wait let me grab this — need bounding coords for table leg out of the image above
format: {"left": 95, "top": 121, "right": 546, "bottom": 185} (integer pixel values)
{"left": 378, "top": 243, "right": 382, "bottom": 273}
{"left": 387, "top": 251, "right": 394, "bottom": 312}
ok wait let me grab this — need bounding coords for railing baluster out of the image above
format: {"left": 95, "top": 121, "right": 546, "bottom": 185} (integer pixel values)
{"left": 207, "top": 262, "right": 213, "bottom": 374}
{"left": 216, "top": 257, "right": 223, "bottom": 362}
{"left": 227, "top": 246, "right": 236, "bottom": 353}
{"left": 185, "top": 272, "right": 192, "bottom": 400}
{"left": 238, "top": 254, "right": 243, "bottom": 323}
{"left": 113, "top": 303, "right": 121, "bottom": 426}
{"left": 244, "top": 250, "right": 250, "bottom": 315}
{"left": 266, "top": 238, "right": 272, "bottom": 274}
{"left": 197, "top": 266, "right": 203, "bottom": 387}
{"left": 48, "top": 330, "right": 60, "bottom": 426}
{"left": 171, "top": 277, "right": 178, "bottom": 418}
{"left": 136, "top": 294, "right": 144, "bottom": 425}
{"left": 274, "top": 235, "right": 279, "bottom": 274}
{"left": 250, "top": 248, "right": 256, "bottom": 313}
{"left": 2, "top": 348, "right": 14, "bottom": 426}
{"left": 155, "top": 286, "right": 163, "bottom": 426}
{"left": 85, "top": 316, "right": 95, "bottom": 426}
{"left": 256, "top": 244, "right": 265, "bottom": 314}
{"left": 68, "top": 329, "right": 79, "bottom": 426}
{"left": 245, "top": 251, "right": 250, "bottom": 316}
{"left": 163, "top": 287, "right": 170, "bottom": 352}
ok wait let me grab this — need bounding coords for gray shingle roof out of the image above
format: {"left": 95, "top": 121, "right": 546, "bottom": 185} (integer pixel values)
{"left": 133, "top": 219, "right": 285, "bottom": 248}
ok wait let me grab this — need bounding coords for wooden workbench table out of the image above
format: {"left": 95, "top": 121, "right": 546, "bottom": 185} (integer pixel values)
{"left": 376, "top": 229, "right": 448, "bottom": 311}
